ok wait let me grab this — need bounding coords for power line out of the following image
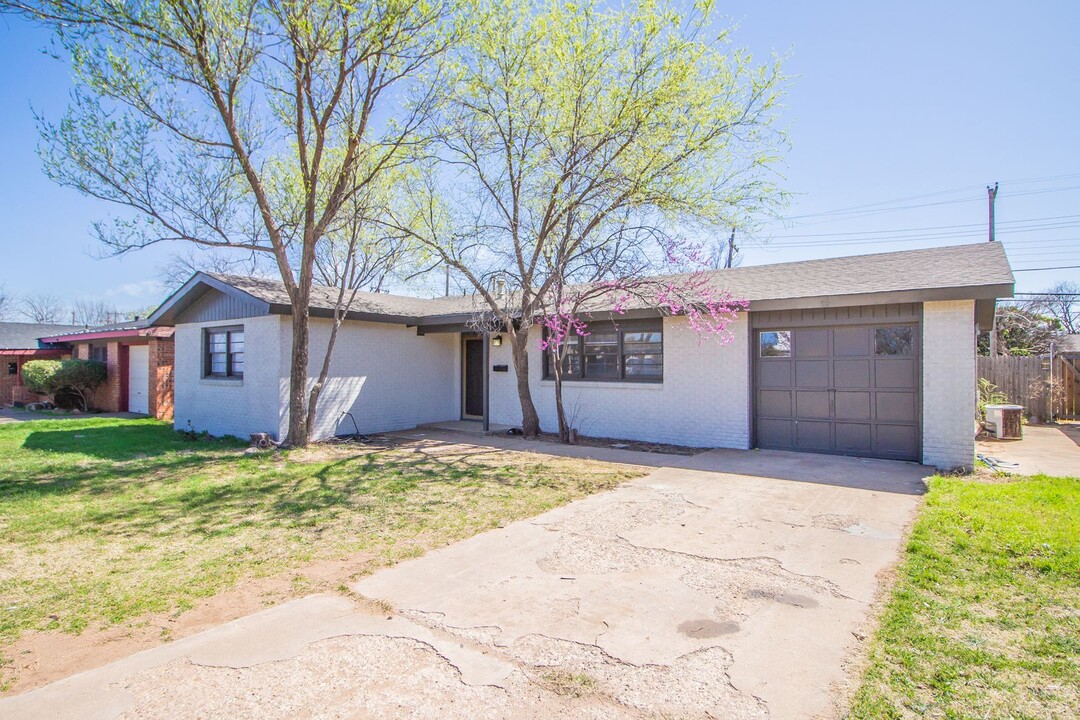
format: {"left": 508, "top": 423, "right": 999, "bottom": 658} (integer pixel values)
{"left": 780, "top": 174, "right": 1080, "bottom": 220}
{"left": 757, "top": 225, "right": 1080, "bottom": 249}
{"left": 765, "top": 177, "right": 1080, "bottom": 229}
{"left": 763, "top": 214, "right": 1080, "bottom": 240}
{"left": 1013, "top": 265, "right": 1080, "bottom": 272}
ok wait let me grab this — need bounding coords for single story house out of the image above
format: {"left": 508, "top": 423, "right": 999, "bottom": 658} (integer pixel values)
{"left": 0, "top": 322, "right": 81, "bottom": 406}
{"left": 38, "top": 320, "right": 176, "bottom": 419}
{"left": 149, "top": 242, "right": 1014, "bottom": 470}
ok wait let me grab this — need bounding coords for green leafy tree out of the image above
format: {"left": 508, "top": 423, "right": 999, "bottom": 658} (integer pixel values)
{"left": 22, "top": 359, "right": 107, "bottom": 411}
{"left": 389, "top": 0, "right": 785, "bottom": 437}
{"left": 4, "top": 0, "right": 454, "bottom": 445}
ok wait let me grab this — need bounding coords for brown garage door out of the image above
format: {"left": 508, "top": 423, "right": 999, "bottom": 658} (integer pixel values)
{"left": 754, "top": 323, "right": 920, "bottom": 461}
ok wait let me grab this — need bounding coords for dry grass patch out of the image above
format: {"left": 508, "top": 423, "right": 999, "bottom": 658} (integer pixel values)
{"left": 0, "top": 417, "right": 644, "bottom": 691}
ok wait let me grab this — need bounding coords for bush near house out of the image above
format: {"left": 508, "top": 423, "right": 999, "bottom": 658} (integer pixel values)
{"left": 21, "top": 359, "right": 107, "bottom": 411}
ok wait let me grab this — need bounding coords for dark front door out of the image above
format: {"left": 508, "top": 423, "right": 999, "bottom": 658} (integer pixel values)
{"left": 463, "top": 337, "right": 484, "bottom": 418}
{"left": 754, "top": 323, "right": 920, "bottom": 461}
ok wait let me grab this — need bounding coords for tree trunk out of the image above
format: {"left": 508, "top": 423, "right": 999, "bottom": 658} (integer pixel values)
{"left": 509, "top": 330, "right": 540, "bottom": 438}
{"left": 554, "top": 375, "right": 569, "bottom": 442}
{"left": 552, "top": 349, "right": 570, "bottom": 442}
{"left": 285, "top": 285, "right": 312, "bottom": 447}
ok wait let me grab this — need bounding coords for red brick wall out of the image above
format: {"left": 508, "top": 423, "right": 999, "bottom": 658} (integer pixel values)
{"left": 1, "top": 355, "right": 25, "bottom": 407}
{"left": 90, "top": 341, "right": 123, "bottom": 412}
{"left": 148, "top": 336, "right": 175, "bottom": 420}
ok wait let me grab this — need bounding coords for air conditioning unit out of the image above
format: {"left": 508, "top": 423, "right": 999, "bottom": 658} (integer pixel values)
{"left": 984, "top": 404, "right": 1024, "bottom": 439}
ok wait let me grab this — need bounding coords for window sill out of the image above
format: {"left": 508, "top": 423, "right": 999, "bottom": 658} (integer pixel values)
{"left": 200, "top": 377, "right": 244, "bottom": 387}
{"left": 538, "top": 380, "right": 663, "bottom": 390}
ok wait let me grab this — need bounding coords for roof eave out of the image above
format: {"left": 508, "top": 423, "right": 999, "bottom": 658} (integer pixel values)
{"left": 745, "top": 282, "right": 1014, "bottom": 313}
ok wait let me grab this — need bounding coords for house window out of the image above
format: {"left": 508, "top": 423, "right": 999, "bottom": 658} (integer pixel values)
{"left": 204, "top": 327, "right": 245, "bottom": 378}
{"left": 875, "top": 327, "right": 913, "bottom": 355}
{"left": 543, "top": 320, "right": 663, "bottom": 382}
{"left": 7, "top": 362, "right": 16, "bottom": 376}
{"left": 759, "top": 331, "right": 791, "bottom": 357}
{"left": 90, "top": 346, "right": 107, "bottom": 363}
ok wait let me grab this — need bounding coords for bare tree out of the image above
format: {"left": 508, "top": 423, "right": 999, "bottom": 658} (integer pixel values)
{"left": 0, "top": 284, "right": 10, "bottom": 321}
{"left": 6, "top": 0, "right": 454, "bottom": 445}
{"left": 159, "top": 248, "right": 272, "bottom": 292}
{"left": 1031, "top": 281, "right": 1079, "bottom": 335}
{"left": 19, "top": 293, "right": 67, "bottom": 324}
{"left": 71, "top": 298, "right": 120, "bottom": 326}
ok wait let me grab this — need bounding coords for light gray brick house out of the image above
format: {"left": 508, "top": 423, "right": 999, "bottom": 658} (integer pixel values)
{"left": 149, "top": 242, "right": 1013, "bottom": 470}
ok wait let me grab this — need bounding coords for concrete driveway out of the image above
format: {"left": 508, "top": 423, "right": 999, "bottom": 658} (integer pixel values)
{"left": 2, "top": 438, "right": 926, "bottom": 720}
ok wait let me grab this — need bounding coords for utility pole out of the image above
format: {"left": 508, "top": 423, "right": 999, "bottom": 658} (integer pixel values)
{"left": 988, "top": 181, "right": 1000, "bottom": 355}
{"left": 724, "top": 227, "right": 736, "bottom": 269}
{"left": 444, "top": 264, "right": 450, "bottom": 296}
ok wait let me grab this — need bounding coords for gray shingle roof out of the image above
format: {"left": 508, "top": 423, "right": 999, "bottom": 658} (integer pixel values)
{"left": 1057, "top": 334, "right": 1080, "bottom": 354}
{"left": 0, "top": 322, "right": 87, "bottom": 350}
{"left": 692, "top": 241, "right": 1013, "bottom": 303}
{"left": 202, "top": 273, "right": 486, "bottom": 319}
{"left": 202, "top": 242, "right": 1013, "bottom": 323}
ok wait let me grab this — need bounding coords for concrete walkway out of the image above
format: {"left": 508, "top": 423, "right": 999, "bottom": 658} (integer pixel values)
{"left": 977, "top": 423, "right": 1080, "bottom": 477}
{"left": 1, "top": 437, "right": 927, "bottom": 720}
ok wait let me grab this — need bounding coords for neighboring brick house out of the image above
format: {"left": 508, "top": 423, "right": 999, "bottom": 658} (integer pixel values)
{"left": 149, "top": 243, "right": 1014, "bottom": 470}
{"left": 38, "top": 321, "right": 175, "bottom": 420}
{"left": 0, "top": 322, "right": 82, "bottom": 406}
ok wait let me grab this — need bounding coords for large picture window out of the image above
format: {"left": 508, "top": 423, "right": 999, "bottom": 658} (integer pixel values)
{"left": 543, "top": 320, "right": 663, "bottom": 383}
{"left": 204, "top": 326, "right": 245, "bottom": 379}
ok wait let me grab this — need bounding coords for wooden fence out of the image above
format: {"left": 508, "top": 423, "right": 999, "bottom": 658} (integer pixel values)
{"left": 977, "top": 355, "right": 1080, "bottom": 420}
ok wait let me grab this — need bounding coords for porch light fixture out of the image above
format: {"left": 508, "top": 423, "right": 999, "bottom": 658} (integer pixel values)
{"left": 492, "top": 334, "right": 503, "bottom": 347}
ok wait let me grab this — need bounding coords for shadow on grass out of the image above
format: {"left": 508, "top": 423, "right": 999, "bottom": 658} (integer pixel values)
{"left": 20, "top": 424, "right": 238, "bottom": 460}
{"left": 3, "top": 439, "right": 542, "bottom": 543}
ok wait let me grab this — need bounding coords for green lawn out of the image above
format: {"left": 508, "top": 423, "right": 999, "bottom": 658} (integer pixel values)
{"left": 0, "top": 416, "right": 642, "bottom": 687}
{"left": 849, "top": 474, "right": 1079, "bottom": 720}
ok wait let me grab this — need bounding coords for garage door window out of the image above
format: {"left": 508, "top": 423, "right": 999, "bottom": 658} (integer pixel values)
{"left": 759, "top": 330, "right": 791, "bottom": 357}
{"left": 874, "top": 327, "right": 913, "bottom": 355}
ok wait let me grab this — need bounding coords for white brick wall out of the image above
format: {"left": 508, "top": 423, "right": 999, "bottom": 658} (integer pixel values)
{"left": 174, "top": 314, "right": 285, "bottom": 439}
{"left": 175, "top": 302, "right": 978, "bottom": 465}
{"left": 175, "top": 315, "right": 459, "bottom": 441}
{"left": 488, "top": 315, "right": 752, "bottom": 449}
{"left": 921, "top": 299, "right": 977, "bottom": 470}
{"left": 286, "top": 318, "right": 459, "bottom": 440}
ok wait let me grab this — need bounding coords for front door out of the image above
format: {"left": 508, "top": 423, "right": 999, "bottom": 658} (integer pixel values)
{"left": 462, "top": 337, "right": 484, "bottom": 419}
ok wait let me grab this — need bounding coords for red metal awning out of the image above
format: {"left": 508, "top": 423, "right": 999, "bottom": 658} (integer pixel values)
{"left": 37, "top": 327, "right": 174, "bottom": 344}
{"left": 0, "top": 349, "right": 68, "bottom": 356}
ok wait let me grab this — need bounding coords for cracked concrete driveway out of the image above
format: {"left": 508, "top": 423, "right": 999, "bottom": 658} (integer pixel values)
{"left": 2, "top": 442, "right": 926, "bottom": 720}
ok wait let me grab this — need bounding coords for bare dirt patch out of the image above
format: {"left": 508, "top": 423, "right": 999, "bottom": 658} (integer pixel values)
{"left": 4, "top": 551, "right": 376, "bottom": 695}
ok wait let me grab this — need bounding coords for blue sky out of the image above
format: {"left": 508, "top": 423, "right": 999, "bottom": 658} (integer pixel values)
{"left": 0, "top": 1, "right": 1077, "bottom": 314}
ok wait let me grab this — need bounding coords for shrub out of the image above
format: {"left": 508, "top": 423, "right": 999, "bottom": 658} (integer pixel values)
{"left": 21, "top": 359, "right": 108, "bottom": 411}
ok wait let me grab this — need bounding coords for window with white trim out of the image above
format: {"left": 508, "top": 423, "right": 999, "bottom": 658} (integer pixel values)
{"left": 204, "top": 326, "right": 245, "bottom": 378}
